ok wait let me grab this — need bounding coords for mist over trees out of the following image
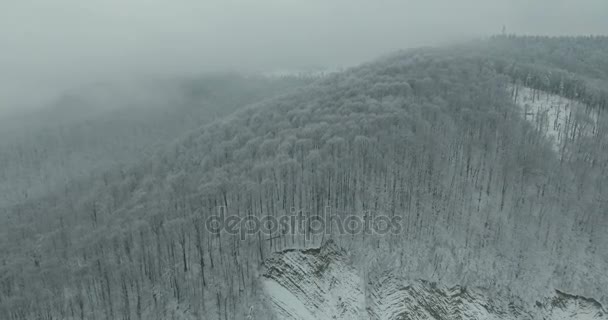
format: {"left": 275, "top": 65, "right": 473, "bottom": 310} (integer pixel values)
{"left": 0, "top": 74, "right": 312, "bottom": 208}
{"left": 0, "top": 36, "right": 607, "bottom": 319}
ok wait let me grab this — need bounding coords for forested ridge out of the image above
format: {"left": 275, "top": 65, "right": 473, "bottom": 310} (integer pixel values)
{"left": 471, "top": 35, "right": 608, "bottom": 109}
{"left": 1, "top": 36, "right": 607, "bottom": 319}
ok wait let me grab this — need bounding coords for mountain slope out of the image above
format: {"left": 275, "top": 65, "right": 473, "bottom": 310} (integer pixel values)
{"left": 1, "top": 37, "right": 607, "bottom": 319}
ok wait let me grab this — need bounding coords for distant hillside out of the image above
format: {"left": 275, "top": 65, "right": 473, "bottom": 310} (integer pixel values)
{"left": 479, "top": 35, "right": 608, "bottom": 81}
{"left": 0, "top": 74, "right": 312, "bottom": 207}
{"left": 1, "top": 36, "right": 607, "bottom": 319}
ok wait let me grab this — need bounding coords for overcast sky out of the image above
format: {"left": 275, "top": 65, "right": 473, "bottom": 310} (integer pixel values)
{"left": 1, "top": 0, "right": 607, "bottom": 113}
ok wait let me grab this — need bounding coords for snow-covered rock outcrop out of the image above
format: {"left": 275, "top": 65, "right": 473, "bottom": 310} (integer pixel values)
{"left": 539, "top": 290, "right": 607, "bottom": 320}
{"left": 368, "top": 274, "right": 606, "bottom": 320}
{"left": 261, "top": 241, "right": 606, "bottom": 320}
{"left": 367, "top": 274, "right": 521, "bottom": 320}
{"left": 262, "top": 241, "right": 365, "bottom": 319}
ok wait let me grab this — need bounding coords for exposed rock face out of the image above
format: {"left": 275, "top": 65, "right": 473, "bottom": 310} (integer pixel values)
{"left": 368, "top": 276, "right": 606, "bottom": 320}
{"left": 261, "top": 241, "right": 606, "bottom": 320}
{"left": 539, "top": 291, "right": 607, "bottom": 320}
{"left": 367, "top": 275, "right": 520, "bottom": 320}
{"left": 262, "top": 241, "right": 365, "bottom": 319}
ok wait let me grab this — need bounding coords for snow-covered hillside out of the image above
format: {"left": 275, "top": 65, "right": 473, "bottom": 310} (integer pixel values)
{"left": 261, "top": 241, "right": 607, "bottom": 320}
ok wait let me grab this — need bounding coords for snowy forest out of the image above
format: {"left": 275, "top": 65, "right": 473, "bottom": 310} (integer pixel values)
{"left": 1, "top": 36, "right": 607, "bottom": 319}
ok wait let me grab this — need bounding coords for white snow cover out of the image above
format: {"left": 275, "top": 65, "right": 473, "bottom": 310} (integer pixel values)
{"left": 262, "top": 241, "right": 607, "bottom": 320}
{"left": 511, "top": 85, "right": 597, "bottom": 152}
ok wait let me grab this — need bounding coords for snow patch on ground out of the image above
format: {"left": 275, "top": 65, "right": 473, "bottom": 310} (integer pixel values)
{"left": 511, "top": 85, "right": 597, "bottom": 152}
{"left": 262, "top": 280, "right": 317, "bottom": 320}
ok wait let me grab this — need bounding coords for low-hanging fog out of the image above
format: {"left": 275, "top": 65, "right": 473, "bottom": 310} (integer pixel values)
{"left": 1, "top": 0, "right": 607, "bottom": 114}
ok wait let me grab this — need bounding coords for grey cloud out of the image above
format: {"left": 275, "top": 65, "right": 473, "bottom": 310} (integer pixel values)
{"left": 1, "top": 0, "right": 607, "bottom": 113}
